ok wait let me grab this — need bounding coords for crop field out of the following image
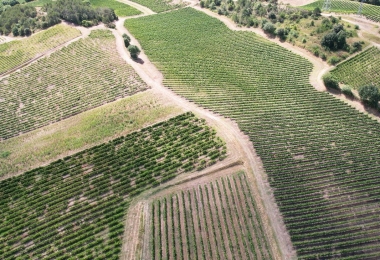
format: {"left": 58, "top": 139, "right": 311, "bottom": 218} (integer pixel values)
{"left": 0, "top": 112, "right": 226, "bottom": 259}
{"left": 129, "top": 0, "right": 183, "bottom": 13}
{"left": 89, "top": 0, "right": 142, "bottom": 16}
{"left": 0, "top": 90, "right": 183, "bottom": 177}
{"left": 149, "top": 172, "right": 275, "bottom": 260}
{"left": 302, "top": 0, "right": 380, "bottom": 22}
{"left": 0, "top": 24, "right": 81, "bottom": 75}
{"left": 126, "top": 8, "right": 380, "bottom": 259}
{"left": 330, "top": 46, "right": 380, "bottom": 89}
{"left": 0, "top": 29, "right": 148, "bottom": 140}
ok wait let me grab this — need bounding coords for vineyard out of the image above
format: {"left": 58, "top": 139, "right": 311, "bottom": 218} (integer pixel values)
{"left": 149, "top": 172, "right": 275, "bottom": 260}
{"left": 126, "top": 8, "right": 380, "bottom": 259}
{"left": 0, "top": 24, "right": 81, "bottom": 75}
{"left": 0, "top": 90, "right": 183, "bottom": 177}
{"left": 129, "top": 0, "right": 184, "bottom": 13}
{"left": 330, "top": 46, "right": 380, "bottom": 89}
{"left": 89, "top": 0, "right": 142, "bottom": 16}
{"left": 0, "top": 112, "right": 226, "bottom": 259}
{"left": 0, "top": 29, "right": 148, "bottom": 140}
{"left": 302, "top": 0, "right": 380, "bottom": 22}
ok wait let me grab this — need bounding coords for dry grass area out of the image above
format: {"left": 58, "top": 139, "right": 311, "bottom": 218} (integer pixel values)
{"left": 0, "top": 90, "right": 184, "bottom": 178}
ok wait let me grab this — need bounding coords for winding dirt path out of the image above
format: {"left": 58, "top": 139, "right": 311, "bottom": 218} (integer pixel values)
{"left": 116, "top": 0, "right": 157, "bottom": 15}
{"left": 116, "top": 15, "right": 291, "bottom": 259}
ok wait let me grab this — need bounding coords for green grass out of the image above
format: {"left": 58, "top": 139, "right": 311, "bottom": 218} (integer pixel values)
{"left": 330, "top": 46, "right": 380, "bottom": 89}
{"left": 0, "top": 24, "right": 81, "bottom": 75}
{"left": 302, "top": 0, "right": 380, "bottom": 22}
{"left": 0, "top": 91, "right": 184, "bottom": 177}
{"left": 89, "top": 0, "right": 142, "bottom": 16}
{"left": 0, "top": 112, "right": 226, "bottom": 259}
{"left": 126, "top": 8, "right": 380, "bottom": 259}
{"left": 0, "top": 29, "right": 148, "bottom": 140}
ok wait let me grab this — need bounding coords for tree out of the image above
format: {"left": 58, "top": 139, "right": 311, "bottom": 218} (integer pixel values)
{"left": 262, "top": 21, "right": 276, "bottom": 34}
{"left": 321, "top": 32, "right": 337, "bottom": 49}
{"left": 122, "top": 33, "right": 131, "bottom": 47}
{"left": 359, "top": 85, "right": 380, "bottom": 107}
{"left": 128, "top": 45, "right": 140, "bottom": 60}
{"left": 313, "top": 7, "right": 321, "bottom": 16}
{"left": 322, "top": 73, "right": 339, "bottom": 89}
{"left": 336, "top": 30, "right": 346, "bottom": 49}
{"left": 275, "top": 28, "right": 286, "bottom": 39}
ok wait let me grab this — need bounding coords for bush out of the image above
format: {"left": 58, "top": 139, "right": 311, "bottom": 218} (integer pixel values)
{"left": 262, "top": 21, "right": 276, "bottom": 34}
{"left": 341, "top": 85, "right": 354, "bottom": 98}
{"left": 275, "top": 28, "right": 286, "bottom": 39}
{"left": 128, "top": 45, "right": 140, "bottom": 60}
{"left": 321, "top": 32, "right": 337, "bottom": 49}
{"left": 323, "top": 73, "right": 339, "bottom": 89}
{"left": 313, "top": 7, "right": 321, "bottom": 16}
{"left": 328, "top": 56, "right": 341, "bottom": 65}
{"left": 359, "top": 85, "right": 380, "bottom": 107}
{"left": 122, "top": 33, "right": 131, "bottom": 47}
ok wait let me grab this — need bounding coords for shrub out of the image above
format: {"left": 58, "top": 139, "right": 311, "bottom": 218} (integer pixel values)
{"left": 321, "top": 32, "right": 337, "bottom": 49}
{"left": 128, "top": 45, "right": 140, "bottom": 60}
{"left": 263, "top": 22, "right": 276, "bottom": 34}
{"left": 359, "top": 85, "right": 380, "bottom": 107}
{"left": 328, "top": 56, "right": 341, "bottom": 65}
{"left": 122, "top": 33, "right": 131, "bottom": 47}
{"left": 313, "top": 7, "right": 321, "bottom": 16}
{"left": 276, "top": 28, "right": 286, "bottom": 39}
{"left": 323, "top": 73, "right": 339, "bottom": 89}
{"left": 341, "top": 85, "right": 354, "bottom": 98}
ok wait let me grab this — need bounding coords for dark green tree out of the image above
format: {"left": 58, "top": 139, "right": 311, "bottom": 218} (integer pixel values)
{"left": 359, "top": 85, "right": 380, "bottom": 107}
{"left": 128, "top": 45, "right": 140, "bottom": 60}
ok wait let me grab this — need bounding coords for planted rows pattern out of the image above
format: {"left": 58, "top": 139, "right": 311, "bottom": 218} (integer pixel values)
{"left": 0, "top": 24, "right": 81, "bottom": 75}
{"left": 0, "top": 29, "right": 148, "bottom": 140}
{"left": 302, "top": 0, "right": 380, "bottom": 22}
{"left": 90, "top": 0, "right": 142, "bottom": 16}
{"left": 126, "top": 8, "right": 380, "bottom": 259}
{"left": 0, "top": 112, "right": 226, "bottom": 259}
{"left": 330, "top": 46, "right": 380, "bottom": 89}
{"left": 150, "top": 172, "right": 274, "bottom": 260}
{"left": 129, "top": 0, "right": 183, "bottom": 13}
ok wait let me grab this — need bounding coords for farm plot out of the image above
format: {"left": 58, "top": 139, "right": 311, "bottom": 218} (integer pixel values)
{"left": 0, "top": 112, "right": 226, "bottom": 259}
{"left": 0, "top": 24, "right": 81, "bottom": 75}
{"left": 330, "top": 46, "right": 380, "bottom": 89}
{"left": 0, "top": 90, "right": 183, "bottom": 177}
{"left": 149, "top": 172, "right": 275, "bottom": 260}
{"left": 302, "top": 0, "right": 380, "bottom": 22}
{"left": 0, "top": 29, "right": 148, "bottom": 140}
{"left": 126, "top": 8, "right": 380, "bottom": 259}
{"left": 128, "top": 0, "right": 184, "bottom": 13}
{"left": 89, "top": 0, "right": 142, "bottom": 16}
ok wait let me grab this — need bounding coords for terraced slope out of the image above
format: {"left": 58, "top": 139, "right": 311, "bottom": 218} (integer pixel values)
{"left": 0, "top": 29, "right": 148, "bottom": 140}
{"left": 0, "top": 112, "right": 226, "bottom": 259}
{"left": 330, "top": 46, "right": 380, "bottom": 89}
{"left": 126, "top": 8, "right": 380, "bottom": 259}
{"left": 302, "top": 0, "right": 380, "bottom": 22}
{"left": 150, "top": 172, "right": 275, "bottom": 260}
{"left": 0, "top": 24, "right": 81, "bottom": 75}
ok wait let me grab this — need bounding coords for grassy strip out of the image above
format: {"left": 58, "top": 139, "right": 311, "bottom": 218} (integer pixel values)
{"left": 0, "top": 91, "right": 183, "bottom": 177}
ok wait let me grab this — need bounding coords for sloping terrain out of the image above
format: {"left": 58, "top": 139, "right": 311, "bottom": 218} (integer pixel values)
{"left": 125, "top": 8, "right": 380, "bottom": 259}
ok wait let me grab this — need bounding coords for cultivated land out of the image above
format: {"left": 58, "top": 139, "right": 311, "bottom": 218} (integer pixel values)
{"left": 149, "top": 172, "right": 276, "bottom": 260}
{"left": 302, "top": 0, "right": 380, "bottom": 22}
{"left": 0, "top": 112, "right": 226, "bottom": 260}
{"left": 125, "top": 8, "right": 380, "bottom": 258}
{"left": 0, "top": 29, "right": 148, "bottom": 140}
{"left": 0, "top": 90, "right": 184, "bottom": 178}
{"left": 330, "top": 46, "right": 380, "bottom": 89}
{"left": 0, "top": 24, "right": 81, "bottom": 75}
{"left": 89, "top": 0, "right": 142, "bottom": 16}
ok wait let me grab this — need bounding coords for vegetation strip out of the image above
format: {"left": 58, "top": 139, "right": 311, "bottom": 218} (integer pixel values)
{"left": 0, "top": 112, "right": 225, "bottom": 259}
{"left": 126, "top": 8, "right": 380, "bottom": 258}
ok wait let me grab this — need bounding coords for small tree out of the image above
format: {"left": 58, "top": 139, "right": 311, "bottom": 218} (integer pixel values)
{"left": 128, "top": 45, "right": 140, "bottom": 60}
{"left": 321, "top": 32, "right": 337, "bottom": 49}
{"left": 322, "top": 73, "right": 339, "bottom": 90}
{"left": 359, "top": 85, "right": 380, "bottom": 107}
{"left": 122, "top": 33, "right": 131, "bottom": 47}
{"left": 262, "top": 21, "right": 276, "bottom": 34}
{"left": 313, "top": 7, "right": 321, "bottom": 16}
